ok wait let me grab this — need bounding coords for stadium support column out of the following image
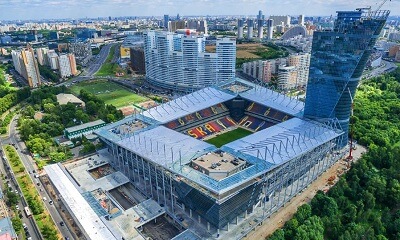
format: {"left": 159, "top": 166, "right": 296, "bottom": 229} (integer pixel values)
{"left": 207, "top": 222, "right": 210, "bottom": 231}
{"left": 190, "top": 209, "right": 192, "bottom": 217}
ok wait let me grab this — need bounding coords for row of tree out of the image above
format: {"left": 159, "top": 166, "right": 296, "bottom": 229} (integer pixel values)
{"left": 268, "top": 69, "right": 400, "bottom": 240}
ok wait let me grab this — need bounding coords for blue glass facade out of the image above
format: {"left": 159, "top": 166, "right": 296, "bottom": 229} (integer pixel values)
{"left": 304, "top": 9, "right": 389, "bottom": 147}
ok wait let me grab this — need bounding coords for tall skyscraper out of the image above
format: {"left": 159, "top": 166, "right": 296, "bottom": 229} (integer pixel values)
{"left": 237, "top": 19, "right": 244, "bottom": 39}
{"left": 258, "top": 10, "right": 263, "bottom": 21}
{"left": 144, "top": 31, "right": 235, "bottom": 91}
{"left": 304, "top": 9, "right": 389, "bottom": 147}
{"left": 267, "top": 19, "right": 274, "bottom": 40}
{"left": 11, "top": 47, "right": 41, "bottom": 88}
{"left": 247, "top": 19, "right": 254, "bottom": 39}
{"left": 298, "top": 14, "right": 305, "bottom": 26}
{"left": 163, "top": 14, "right": 169, "bottom": 30}
{"left": 257, "top": 19, "right": 264, "bottom": 39}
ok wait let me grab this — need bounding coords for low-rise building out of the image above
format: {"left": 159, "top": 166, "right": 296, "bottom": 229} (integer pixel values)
{"left": 64, "top": 120, "right": 106, "bottom": 139}
{"left": 56, "top": 93, "right": 85, "bottom": 108}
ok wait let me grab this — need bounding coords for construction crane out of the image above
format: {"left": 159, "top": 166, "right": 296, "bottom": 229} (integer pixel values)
{"left": 356, "top": 0, "right": 391, "bottom": 17}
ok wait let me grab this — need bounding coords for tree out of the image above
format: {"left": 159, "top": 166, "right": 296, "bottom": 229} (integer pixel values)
{"left": 6, "top": 191, "right": 18, "bottom": 205}
{"left": 294, "top": 204, "right": 311, "bottom": 223}
{"left": 11, "top": 217, "right": 23, "bottom": 232}
{"left": 268, "top": 229, "right": 285, "bottom": 240}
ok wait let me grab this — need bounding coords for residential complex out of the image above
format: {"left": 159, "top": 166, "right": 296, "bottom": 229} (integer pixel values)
{"left": 242, "top": 53, "right": 310, "bottom": 90}
{"left": 11, "top": 47, "right": 41, "bottom": 88}
{"left": 144, "top": 31, "right": 235, "bottom": 91}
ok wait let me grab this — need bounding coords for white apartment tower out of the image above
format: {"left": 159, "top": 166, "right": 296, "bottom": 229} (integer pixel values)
{"left": 58, "top": 54, "right": 72, "bottom": 78}
{"left": 144, "top": 31, "right": 236, "bottom": 91}
{"left": 11, "top": 47, "right": 41, "bottom": 88}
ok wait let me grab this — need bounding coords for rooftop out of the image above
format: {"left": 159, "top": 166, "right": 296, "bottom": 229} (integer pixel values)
{"left": 44, "top": 164, "right": 118, "bottom": 240}
{"left": 65, "top": 119, "right": 106, "bottom": 133}
{"left": 0, "top": 218, "right": 16, "bottom": 239}
{"left": 56, "top": 93, "right": 85, "bottom": 106}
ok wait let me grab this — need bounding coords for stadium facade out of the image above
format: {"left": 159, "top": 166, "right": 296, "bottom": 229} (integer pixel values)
{"left": 96, "top": 79, "right": 345, "bottom": 239}
{"left": 304, "top": 9, "right": 389, "bottom": 147}
{"left": 94, "top": 8, "right": 388, "bottom": 239}
{"left": 144, "top": 31, "right": 236, "bottom": 92}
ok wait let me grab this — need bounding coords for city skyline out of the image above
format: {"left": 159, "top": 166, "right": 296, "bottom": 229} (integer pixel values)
{"left": 1, "top": 0, "right": 399, "bottom": 21}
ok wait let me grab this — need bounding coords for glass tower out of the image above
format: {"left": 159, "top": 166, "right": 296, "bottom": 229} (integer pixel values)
{"left": 304, "top": 9, "right": 389, "bottom": 147}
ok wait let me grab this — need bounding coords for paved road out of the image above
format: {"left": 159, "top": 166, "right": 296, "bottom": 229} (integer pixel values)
{"left": 2, "top": 116, "right": 74, "bottom": 240}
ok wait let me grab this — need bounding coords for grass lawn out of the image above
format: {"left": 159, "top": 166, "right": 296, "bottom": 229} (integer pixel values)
{"left": 70, "top": 80, "right": 148, "bottom": 108}
{"left": 205, "top": 128, "right": 253, "bottom": 148}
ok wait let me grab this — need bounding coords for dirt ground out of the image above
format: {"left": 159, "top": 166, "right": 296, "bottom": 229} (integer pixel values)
{"left": 245, "top": 145, "right": 367, "bottom": 240}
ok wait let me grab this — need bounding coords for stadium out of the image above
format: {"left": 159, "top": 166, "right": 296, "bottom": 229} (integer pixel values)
{"left": 95, "top": 78, "right": 346, "bottom": 239}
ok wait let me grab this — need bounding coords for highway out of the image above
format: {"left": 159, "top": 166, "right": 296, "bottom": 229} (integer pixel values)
{"left": 2, "top": 116, "right": 74, "bottom": 240}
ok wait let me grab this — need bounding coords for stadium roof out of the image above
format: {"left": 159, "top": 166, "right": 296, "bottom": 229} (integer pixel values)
{"left": 44, "top": 164, "right": 118, "bottom": 240}
{"left": 224, "top": 118, "right": 341, "bottom": 165}
{"left": 141, "top": 87, "right": 236, "bottom": 123}
{"left": 239, "top": 86, "right": 304, "bottom": 117}
{"left": 117, "top": 126, "right": 216, "bottom": 168}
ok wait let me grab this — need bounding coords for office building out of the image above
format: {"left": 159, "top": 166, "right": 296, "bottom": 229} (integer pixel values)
{"left": 163, "top": 14, "right": 169, "bottom": 30}
{"left": 11, "top": 47, "right": 41, "bottom": 88}
{"left": 247, "top": 19, "right": 254, "bottom": 39}
{"left": 144, "top": 31, "right": 235, "bottom": 91}
{"left": 304, "top": 9, "right": 389, "bottom": 147}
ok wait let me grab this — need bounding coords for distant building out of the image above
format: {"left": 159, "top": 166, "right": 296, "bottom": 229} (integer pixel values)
{"left": 56, "top": 93, "right": 85, "bottom": 108}
{"left": 388, "top": 45, "right": 400, "bottom": 57}
{"left": 11, "top": 47, "right": 41, "bottom": 88}
{"left": 267, "top": 19, "right": 274, "bottom": 40}
{"left": 269, "top": 15, "right": 291, "bottom": 27}
{"left": 247, "top": 19, "right": 254, "bottom": 39}
{"left": 237, "top": 19, "right": 244, "bottom": 39}
{"left": 68, "top": 53, "right": 77, "bottom": 75}
{"left": 49, "top": 31, "right": 59, "bottom": 40}
{"left": 168, "top": 20, "right": 186, "bottom": 32}
{"left": 299, "top": 15, "right": 305, "bottom": 26}
{"left": 69, "top": 42, "right": 92, "bottom": 65}
{"left": 286, "top": 53, "right": 310, "bottom": 87}
{"left": 164, "top": 14, "right": 169, "bottom": 30}
{"left": 0, "top": 35, "right": 12, "bottom": 44}
{"left": 64, "top": 120, "right": 106, "bottom": 139}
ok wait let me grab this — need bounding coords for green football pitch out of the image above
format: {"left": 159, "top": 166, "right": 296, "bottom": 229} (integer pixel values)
{"left": 70, "top": 80, "right": 148, "bottom": 108}
{"left": 205, "top": 128, "right": 253, "bottom": 148}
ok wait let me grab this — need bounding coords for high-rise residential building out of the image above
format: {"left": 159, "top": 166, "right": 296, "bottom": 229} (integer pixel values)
{"left": 47, "top": 50, "right": 59, "bottom": 70}
{"left": 68, "top": 53, "right": 77, "bottom": 76}
{"left": 144, "top": 31, "right": 235, "bottom": 91}
{"left": 304, "top": 9, "right": 389, "bottom": 147}
{"left": 287, "top": 53, "right": 310, "bottom": 87}
{"left": 69, "top": 42, "right": 92, "bottom": 65}
{"left": 257, "top": 19, "right": 264, "bottom": 39}
{"left": 298, "top": 15, "right": 305, "bottom": 26}
{"left": 237, "top": 19, "right": 244, "bottom": 39}
{"left": 267, "top": 19, "right": 274, "bottom": 40}
{"left": 269, "top": 15, "right": 291, "bottom": 27}
{"left": 11, "top": 47, "right": 41, "bottom": 88}
{"left": 168, "top": 20, "right": 186, "bottom": 32}
{"left": 58, "top": 54, "right": 72, "bottom": 78}
{"left": 278, "top": 65, "right": 297, "bottom": 89}
{"left": 247, "top": 19, "right": 254, "bottom": 39}
{"left": 35, "top": 47, "right": 49, "bottom": 66}
{"left": 198, "top": 20, "right": 208, "bottom": 35}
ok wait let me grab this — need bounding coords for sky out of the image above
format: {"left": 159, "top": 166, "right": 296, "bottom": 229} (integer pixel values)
{"left": 0, "top": 0, "right": 399, "bottom": 21}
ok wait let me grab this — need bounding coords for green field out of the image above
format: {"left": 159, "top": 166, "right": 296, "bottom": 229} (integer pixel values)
{"left": 205, "top": 128, "right": 253, "bottom": 148}
{"left": 70, "top": 80, "right": 148, "bottom": 108}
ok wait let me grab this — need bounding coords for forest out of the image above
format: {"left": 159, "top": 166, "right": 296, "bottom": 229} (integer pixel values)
{"left": 268, "top": 69, "right": 400, "bottom": 240}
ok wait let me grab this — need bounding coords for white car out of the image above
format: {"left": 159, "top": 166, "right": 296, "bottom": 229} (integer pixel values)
{"left": 15, "top": 205, "right": 19, "bottom": 210}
